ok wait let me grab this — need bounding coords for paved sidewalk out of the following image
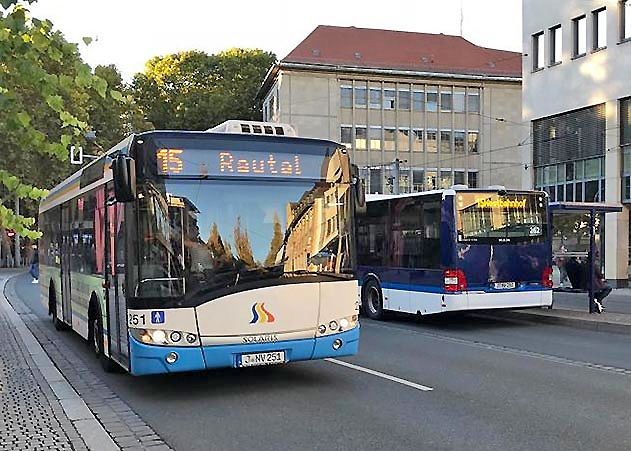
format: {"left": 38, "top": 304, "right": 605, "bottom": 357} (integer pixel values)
{"left": 4, "top": 271, "right": 173, "bottom": 451}
{"left": 0, "top": 271, "right": 91, "bottom": 451}
{"left": 480, "top": 290, "right": 631, "bottom": 335}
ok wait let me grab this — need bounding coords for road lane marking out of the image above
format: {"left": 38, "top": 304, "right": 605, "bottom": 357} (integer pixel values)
{"left": 325, "top": 358, "right": 433, "bottom": 391}
{"left": 362, "top": 321, "right": 631, "bottom": 378}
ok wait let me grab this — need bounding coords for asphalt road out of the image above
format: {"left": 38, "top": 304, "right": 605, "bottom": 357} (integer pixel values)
{"left": 12, "top": 273, "right": 631, "bottom": 451}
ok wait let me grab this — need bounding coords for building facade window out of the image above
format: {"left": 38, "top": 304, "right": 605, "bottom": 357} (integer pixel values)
{"left": 354, "top": 86, "right": 367, "bottom": 107}
{"left": 533, "top": 104, "right": 606, "bottom": 168}
{"left": 397, "top": 128, "right": 410, "bottom": 151}
{"left": 440, "top": 130, "right": 452, "bottom": 153}
{"left": 369, "top": 126, "right": 382, "bottom": 150}
{"left": 369, "top": 88, "right": 382, "bottom": 109}
{"left": 383, "top": 89, "right": 396, "bottom": 109}
{"left": 533, "top": 31, "right": 545, "bottom": 70}
{"left": 468, "top": 171, "right": 478, "bottom": 188}
{"left": 453, "top": 89, "right": 466, "bottom": 112}
{"left": 440, "top": 90, "right": 452, "bottom": 111}
{"left": 340, "top": 126, "right": 352, "bottom": 148}
{"left": 384, "top": 128, "right": 396, "bottom": 151}
{"left": 355, "top": 126, "right": 367, "bottom": 150}
{"left": 622, "top": 97, "right": 631, "bottom": 202}
{"left": 398, "top": 89, "right": 411, "bottom": 110}
{"left": 535, "top": 158, "right": 604, "bottom": 202}
{"left": 593, "top": 7, "right": 607, "bottom": 50}
{"left": 341, "top": 86, "right": 352, "bottom": 108}
{"left": 468, "top": 131, "right": 479, "bottom": 153}
{"left": 467, "top": 89, "right": 480, "bottom": 113}
{"left": 412, "top": 89, "right": 425, "bottom": 111}
{"left": 550, "top": 25, "right": 562, "bottom": 64}
{"left": 412, "top": 169, "right": 425, "bottom": 192}
{"left": 454, "top": 131, "right": 466, "bottom": 152}
{"left": 426, "top": 130, "right": 438, "bottom": 152}
{"left": 573, "top": 15, "right": 587, "bottom": 57}
{"left": 426, "top": 90, "right": 438, "bottom": 112}
{"left": 533, "top": 104, "right": 606, "bottom": 202}
{"left": 622, "top": 0, "right": 631, "bottom": 41}
{"left": 412, "top": 129, "right": 423, "bottom": 152}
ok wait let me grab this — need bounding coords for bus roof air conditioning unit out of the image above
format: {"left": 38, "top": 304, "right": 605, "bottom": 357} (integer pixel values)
{"left": 208, "top": 120, "right": 297, "bottom": 137}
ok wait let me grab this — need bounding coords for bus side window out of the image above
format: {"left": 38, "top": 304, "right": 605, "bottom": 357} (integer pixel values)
{"left": 422, "top": 201, "right": 441, "bottom": 269}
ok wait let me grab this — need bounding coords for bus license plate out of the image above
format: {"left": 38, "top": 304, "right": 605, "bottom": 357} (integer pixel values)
{"left": 238, "top": 351, "right": 285, "bottom": 368}
{"left": 493, "top": 282, "right": 516, "bottom": 289}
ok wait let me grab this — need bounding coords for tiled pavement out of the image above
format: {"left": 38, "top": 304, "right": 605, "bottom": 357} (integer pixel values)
{"left": 0, "top": 275, "right": 87, "bottom": 451}
{"left": 2, "top": 271, "right": 173, "bottom": 451}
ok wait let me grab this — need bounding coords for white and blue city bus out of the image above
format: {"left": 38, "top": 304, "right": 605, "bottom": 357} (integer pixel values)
{"left": 356, "top": 187, "right": 552, "bottom": 318}
{"left": 38, "top": 121, "right": 360, "bottom": 375}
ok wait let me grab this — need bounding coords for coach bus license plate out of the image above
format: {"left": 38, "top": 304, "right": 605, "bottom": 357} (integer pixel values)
{"left": 493, "top": 282, "right": 516, "bottom": 289}
{"left": 238, "top": 351, "right": 285, "bottom": 367}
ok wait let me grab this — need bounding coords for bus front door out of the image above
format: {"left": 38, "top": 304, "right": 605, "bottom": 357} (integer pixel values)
{"left": 60, "top": 205, "right": 73, "bottom": 327}
{"left": 105, "top": 190, "right": 130, "bottom": 370}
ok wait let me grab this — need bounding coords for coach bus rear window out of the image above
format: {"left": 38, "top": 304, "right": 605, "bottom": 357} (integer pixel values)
{"left": 455, "top": 192, "right": 547, "bottom": 243}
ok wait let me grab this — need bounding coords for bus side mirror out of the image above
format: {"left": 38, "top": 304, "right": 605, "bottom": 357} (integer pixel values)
{"left": 112, "top": 155, "right": 136, "bottom": 202}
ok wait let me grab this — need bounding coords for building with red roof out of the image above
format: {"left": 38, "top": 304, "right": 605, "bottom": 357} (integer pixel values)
{"left": 259, "top": 25, "right": 525, "bottom": 193}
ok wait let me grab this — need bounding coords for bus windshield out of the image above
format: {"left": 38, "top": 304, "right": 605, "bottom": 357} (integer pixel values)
{"left": 135, "top": 177, "right": 354, "bottom": 302}
{"left": 455, "top": 191, "right": 547, "bottom": 243}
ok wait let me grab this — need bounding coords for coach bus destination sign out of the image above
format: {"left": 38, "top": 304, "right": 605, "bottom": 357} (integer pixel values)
{"left": 155, "top": 148, "right": 328, "bottom": 179}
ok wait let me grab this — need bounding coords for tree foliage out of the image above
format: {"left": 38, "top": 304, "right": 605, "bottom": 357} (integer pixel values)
{"left": 0, "top": 1, "right": 136, "bottom": 239}
{"left": 132, "top": 48, "right": 276, "bottom": 130}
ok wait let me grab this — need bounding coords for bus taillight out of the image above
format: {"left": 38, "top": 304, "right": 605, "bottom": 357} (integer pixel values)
{"left": 541, "top": 266, "right": 553, "bottom": 288}
{"left": 444, "top": 269, "right": 467, "bottom": 293}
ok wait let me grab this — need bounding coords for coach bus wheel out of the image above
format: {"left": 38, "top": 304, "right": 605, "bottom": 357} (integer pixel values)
{"left": 90, "top": 307, "right": 118, "bottom": 373}
{"left": 362, "top": 280, "right": 384, "bottom": 320}
{"left": 49, "top": 286, "right": 65, "bottom": 331}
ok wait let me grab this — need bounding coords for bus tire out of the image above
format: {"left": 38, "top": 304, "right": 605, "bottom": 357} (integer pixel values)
{"left": 89, "top": 303, "right": 118, "bottom": 373}
{"left": 49, "top": 284, "right": 65, "bottom": 331}
{"left": 362, "top": 279, "right": 385, "bottom": 320}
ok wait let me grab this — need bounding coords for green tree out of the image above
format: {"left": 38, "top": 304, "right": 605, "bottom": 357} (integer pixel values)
{"left": 132, "top": 48, "right": 276, "bottom": 130}
{"left": 264, "top": 213, "right": 283, "bottom": 267}
{"left": 88, "top": 64, "right": 153, "bottom": 151}
{"left": 0, "top": 1, "right": 125, "bottom": 239}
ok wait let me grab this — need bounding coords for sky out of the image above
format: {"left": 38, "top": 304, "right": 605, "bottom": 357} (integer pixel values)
{"left": 29, "top": 0, "right": 522, "bottom": 81}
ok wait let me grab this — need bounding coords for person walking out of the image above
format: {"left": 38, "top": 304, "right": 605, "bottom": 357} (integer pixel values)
{"left": 29, "top": 245, "right": 39, "bottom": 284}
{"left": 592, "top": 252, "right": 611, "bottom": 314}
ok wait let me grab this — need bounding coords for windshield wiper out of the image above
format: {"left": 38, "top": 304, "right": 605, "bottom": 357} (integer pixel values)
{"left": 283, "top": 270, "right": 354, "bottom": 280}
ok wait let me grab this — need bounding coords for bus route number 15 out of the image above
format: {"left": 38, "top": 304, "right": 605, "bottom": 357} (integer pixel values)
{"left": 128, "top": 313, "right": 146, "bottom": 327}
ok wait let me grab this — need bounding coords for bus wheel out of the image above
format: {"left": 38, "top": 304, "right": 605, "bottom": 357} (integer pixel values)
{"left": 362, "top": 280, "right": 384, "bottom": 320}
{"left": 49, "top": 286, "right": 65, "bottom": 331}
{"left": 90, "top": 308, "right": 118, "bottom": 373}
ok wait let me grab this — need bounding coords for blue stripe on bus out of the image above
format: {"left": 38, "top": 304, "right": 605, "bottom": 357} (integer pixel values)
{"left": 128, "top": 327, "right": 360, "bottom": 376}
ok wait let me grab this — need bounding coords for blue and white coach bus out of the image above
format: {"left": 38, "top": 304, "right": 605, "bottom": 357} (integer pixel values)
{"left": 38, "top": 121, "right": 360, "bottom": 375}
{"left": 356, "top": 187, "right": 552, "bottom": 318}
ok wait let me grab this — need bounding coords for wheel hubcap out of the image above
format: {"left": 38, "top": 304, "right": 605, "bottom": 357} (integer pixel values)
{"left": 368, "top": 287, "right": 380, "bottom": 314}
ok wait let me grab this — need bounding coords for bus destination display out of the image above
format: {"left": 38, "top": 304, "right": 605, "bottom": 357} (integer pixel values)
{"left": 156, "top": 148, "right": 327, "bottom": 179}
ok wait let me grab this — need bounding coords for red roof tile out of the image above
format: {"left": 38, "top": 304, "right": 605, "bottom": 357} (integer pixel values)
{"left": 283, "top": 25, "right": 522, "bottom": 78}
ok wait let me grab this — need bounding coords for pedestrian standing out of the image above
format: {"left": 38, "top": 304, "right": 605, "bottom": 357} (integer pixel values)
{"left": 29, "top": 245, "right": 39, "bottom": 284}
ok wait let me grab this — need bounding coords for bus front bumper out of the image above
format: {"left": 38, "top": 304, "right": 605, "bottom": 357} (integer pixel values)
{"left": 128, "top": 326, "right": 360, "bottom": 376}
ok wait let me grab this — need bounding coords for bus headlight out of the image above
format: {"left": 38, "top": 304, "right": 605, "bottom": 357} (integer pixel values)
{"left": 130, "top": 329, "right": 198, "bottom": 346}
{"left": 151, "top": 329, "right": 167, "bottom": 344}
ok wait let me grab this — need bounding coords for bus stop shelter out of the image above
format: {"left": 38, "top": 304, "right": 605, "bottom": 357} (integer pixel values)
{"left": 549, "top": 202, "right": 623, "bottom": 313}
